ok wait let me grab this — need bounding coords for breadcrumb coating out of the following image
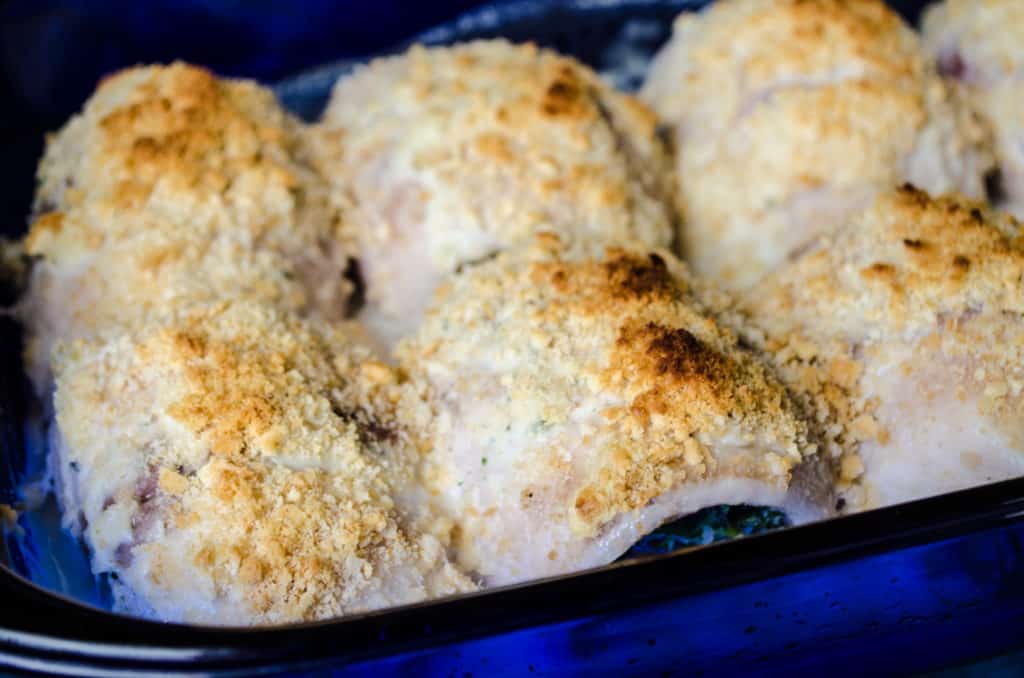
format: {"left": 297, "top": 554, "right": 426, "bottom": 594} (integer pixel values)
{"left": 923, "top": 0, "right": 1024, "bottom": 216}
{"left": 643, "top": 0, "right": 992, "bottom": 289}
{"left": 751, "top": 185, "right": 1023, "bottom": 341}
{"left": 747, "top": 186, "right": 1024, "bottom": 509}
{"left": 34, "top": 62, "right": 331, "bottom": 236}
{"left": 22, "top": 63, "right": 350, "bottom": 391}
{"left": 315, "top": 40, "right": 676, "bottom": 344}
{"left": 52, "top": 302, "right": 474, "bottom": 625}
{"left": 398, "top": 237, "right": 825, "bottom": 584}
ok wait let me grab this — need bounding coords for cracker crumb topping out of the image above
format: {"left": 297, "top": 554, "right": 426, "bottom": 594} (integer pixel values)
{"left": 747, "top": 187, "right": 1024, "bottom": 507}
{"left": 53, "top": 302, "right": 474, "bottom": 624}
{"left": 401, "top": 241, "right": 818, "bottom": 538}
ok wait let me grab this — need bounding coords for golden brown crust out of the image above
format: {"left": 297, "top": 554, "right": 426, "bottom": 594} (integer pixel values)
{"left": 21, "top": 63, "right": 350, "bottom": 393}
{"left": 53, "top": 302, "right": 473, "bottom": 624}
{"left": 35, "top": 63, "right": 313, "bottom": 225}
{"left": 25, "top": 60, "right": 345, "bottom": 269}
{"left": 28, "top": 62, "right": 344, "bottom": 267}
{"left": 401, "top": 239, "right": 817, "bottom": 542}
{"left": 746, "top": 187, "right": 1024, "bottom": 507}
{"left": 313, "top": 40, "right": 675, "bottom": 334}
{"left": 750, "top": 185, "right": 1024, "bottom": 341}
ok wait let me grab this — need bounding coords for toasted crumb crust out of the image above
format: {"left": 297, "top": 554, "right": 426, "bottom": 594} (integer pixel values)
{"left": 32, "top": 62, "right": 333, "bottom": 239}
{"left": 25, "top": 60, "right": 346, "bottom": 280}
{"left": 20, "top": 63, "right": 350, "bottom": 390}
{"left": 750, "top": 186, "right": 1024, "bottom": 341}
{"left": 642, "top": 0, "right": 992, "bottom": 288}
{"left": 746, "top": 186, "right": 1024, "bottom": 506}
{"left": 52, "top": 302, "right": 474, "bottom": 625}
{"left": 314, "top": 39, "right": 675, "bottom": 278}
{"left": 400, "top": 237, "right": 817, "bottom": 539}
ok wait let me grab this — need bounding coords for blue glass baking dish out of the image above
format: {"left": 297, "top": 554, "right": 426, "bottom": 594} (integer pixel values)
{"left": 3, "top": 0, "right": 1024, "bottom": 675}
